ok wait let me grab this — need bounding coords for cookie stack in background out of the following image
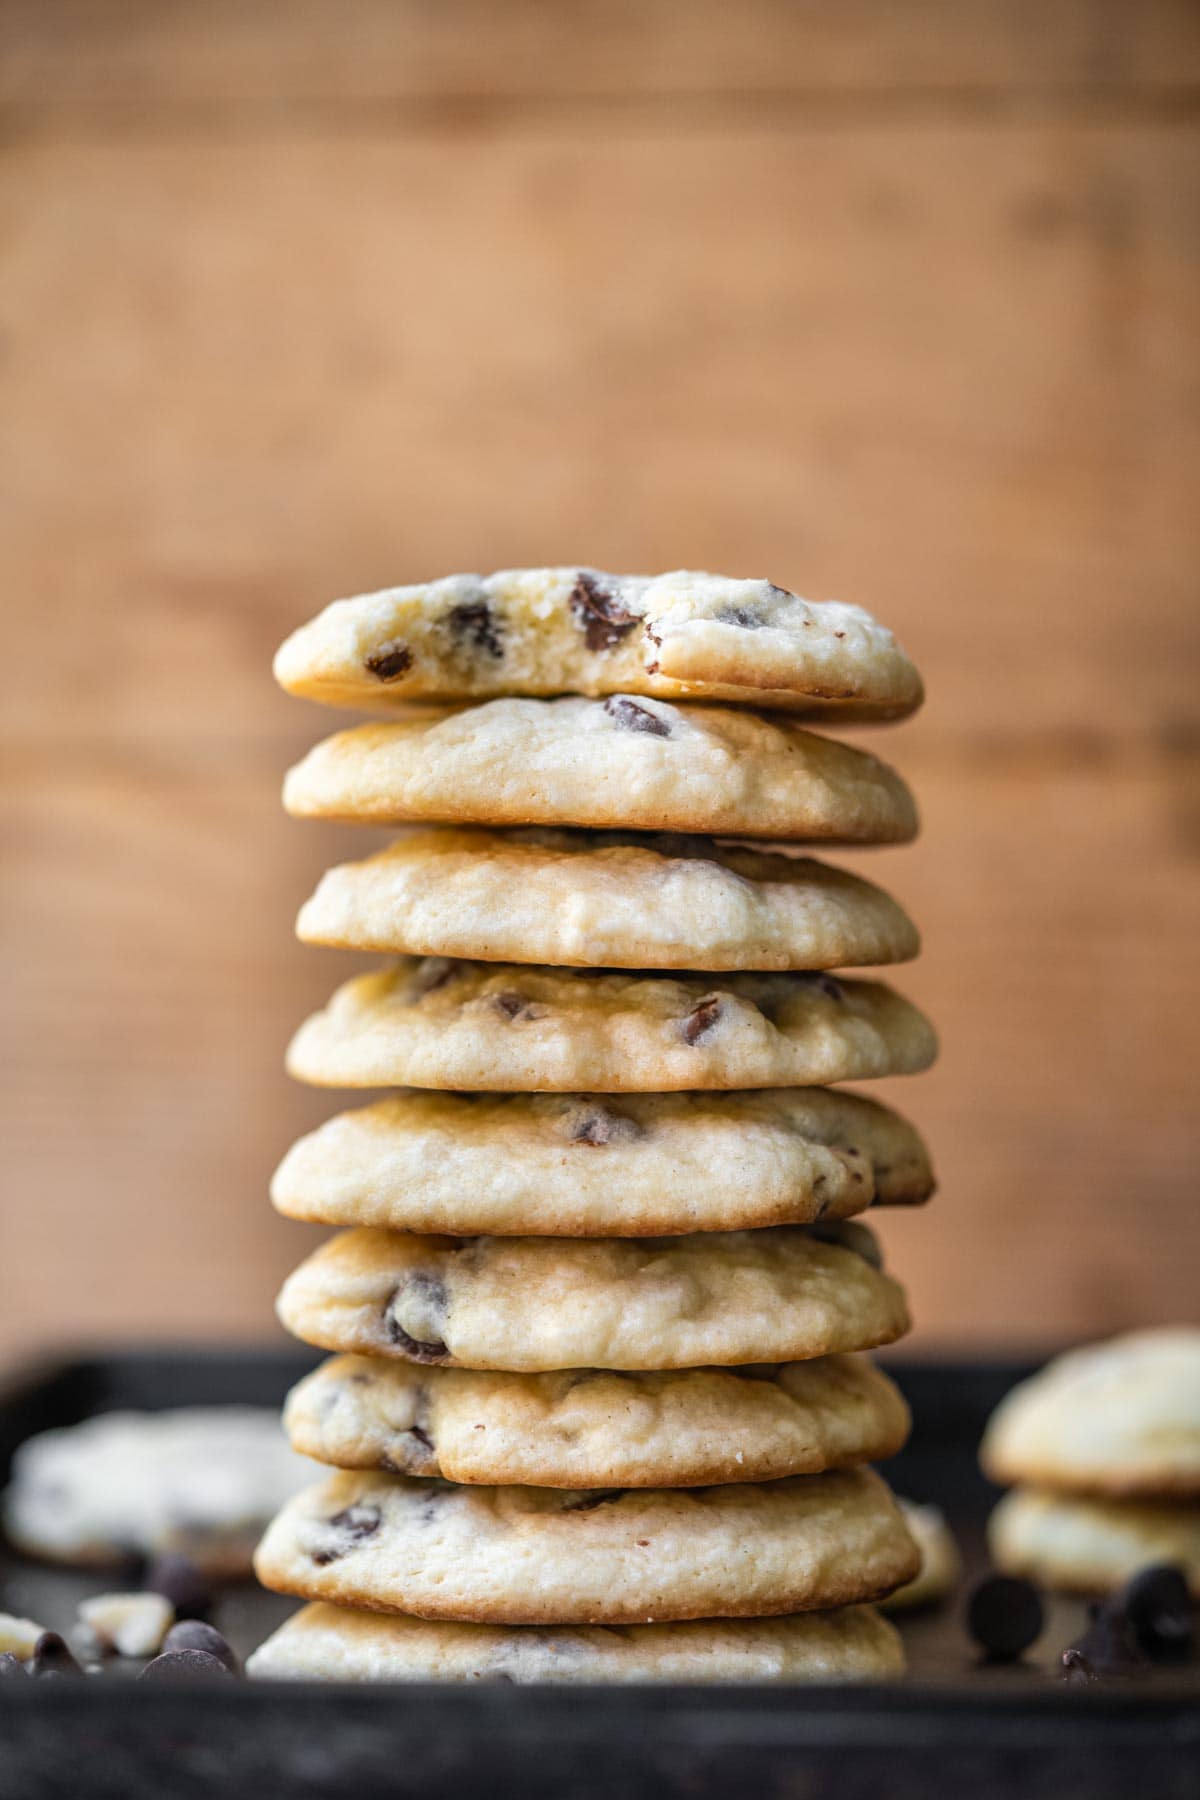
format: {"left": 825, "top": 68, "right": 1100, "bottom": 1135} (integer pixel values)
{"left": 249, "top": 569, "right": 935, "bottom": 1684}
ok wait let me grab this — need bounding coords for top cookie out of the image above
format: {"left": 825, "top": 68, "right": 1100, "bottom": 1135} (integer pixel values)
{"left": 282, "top": 699, "right": 917, "bottom": 843}
{"left": 273, "top": 568, "right": 923, "bottom": 722}
{"left": 980, "top": 1328, "right": 1200, "bottom": 1501}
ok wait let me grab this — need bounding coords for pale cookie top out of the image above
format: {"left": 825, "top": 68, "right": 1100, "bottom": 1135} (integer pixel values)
{"left": 253, "top": 1466, "right": 920, "bottom": 1624}
{"left": 247, "top": 1600, "right": 905, "bottom": 1684}
{"left": 284, "top": 1352, "right": 911, "bottom": 1488}
{"left": 297, "top": 829, "right": 919, "bottom": 972}
{"left": 273, "top": 568, "right": 923, "bottom": 722}
{"left": 282, "top": 698, "right": 918, "bottom": 843}
{"left": 286, "top": 960, "right": 937, "bottom": 1093}
{"left": 981, "top": 1328, "right": 1200, "bottom": 1500}
{"left": 275, "top": 1222, "right": 910, "bottom": 1371}
{"left": 2, "top": 1408, "right": 315, "bottom": 1576}
{"left": 271, "top": 1086, "right": 935, "bottom": 1237}
{"left": 988, "top": 1488, "right": 1200, "bottom": 1598}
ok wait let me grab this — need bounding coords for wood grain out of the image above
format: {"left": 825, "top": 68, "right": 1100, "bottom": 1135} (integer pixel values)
{"left": 1, "top": 1, "right": 1197, "bottom": 1359}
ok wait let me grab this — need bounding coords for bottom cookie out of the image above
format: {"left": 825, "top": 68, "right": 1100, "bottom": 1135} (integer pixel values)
{"left": 247, "top": 1600, "right": 904, "bottom": 1683}
{"left": 988, "top": 1487, "right": 1200, "bottom": 1596}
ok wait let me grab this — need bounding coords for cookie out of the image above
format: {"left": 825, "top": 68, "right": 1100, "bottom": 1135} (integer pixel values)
{"left": 880, "top": 1500, "right": 961, "bottom": 1612}
{"left": 988, "top": 1487, "right": 1200, "bottom": 1598}
{"left": 283, "top": 1352, "right": 910, "bottom": 1488}
{"left": 282, "top": 699, "right": 917, "bottom": 843}
{"left": 247, "top": 1599, "right": 905, "bottom": 1683}
{"left": 271, "top": 1087, "right": 934, "bottom": 1237}
{"left": 286, "top": 961, "right": 937, "bottom": 1093}
{"left": 2, "top": 1409, "right": 314, "bottom": 1578}
{"left": 275, "top": 1222, "right": 909, "bottom": 1371}
{"left": 296, "top": 830, "right": 919, "bottom": 973}
{"left": 252, "top": 1466, "right": 919, "bottom": 1624}
{"left": 981, "top": 1329, "right": 1200, "bottom": 1501}
{"left": 273, "top": 568, "right": 923, "bottom": 722}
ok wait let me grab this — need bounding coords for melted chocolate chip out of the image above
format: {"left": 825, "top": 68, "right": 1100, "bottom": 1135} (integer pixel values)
{"left": 145, "top": 1552, "right": 212, "bottom": 1622}
{"left": 965, "top": 1575, "right": 1043, "bottom": 1661}
{"left": 29, "top": 1632, "right": 83, "bottom": 1679}
{"left": 448, "top": 600, "right": 503, "bottom": 660}
{"left": 715, "top": 606, "right": 766, "bottom": 629}
{"left": 681, "top": 996, "right": 722, "bottom": 1044}
{"left": 364, "top": 639, "right": 414, "bottom": 682}
{"left": 139, "top": 1648, "right": 232, "bottom": 1682}
{"left": 603, "top": 695, "right": 671, "bottom": 737}
{"left": 569, "top": 1104, "right": 645, "bottom": 1146}
{"left": 1118, "top": 1564, "right": 1194, "bottom": 1658}
{"left": 313, "top": 1502, "right": 383, "bottom": 1565}
{"left": 494, "top": 991, "right": 528, "bottom": 1021}
{"left": 570, "top": 572, "right": 639, "bottom": 651}
{"left": 385, "top": 1272, "right": 450, "bottom": 1364}
{"left": 163, "top": 1620, "right": 240, "bottom": 1675}
{"left": 562, "top": 1490, "right": 625, "bottom": 1512}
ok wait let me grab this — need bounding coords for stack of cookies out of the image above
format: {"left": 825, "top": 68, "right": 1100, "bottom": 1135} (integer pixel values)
{"left": 249, "top": 569, "right": 935, "bottom": 1685}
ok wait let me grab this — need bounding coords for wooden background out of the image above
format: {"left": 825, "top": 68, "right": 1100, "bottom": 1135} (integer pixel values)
{"left": 1, "top": 1, "right": 1198, "bottom": 1361}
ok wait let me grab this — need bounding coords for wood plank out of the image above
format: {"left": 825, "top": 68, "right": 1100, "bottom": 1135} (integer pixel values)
{"left": 1, "top": 0, "right": 1198, "bottom": 110}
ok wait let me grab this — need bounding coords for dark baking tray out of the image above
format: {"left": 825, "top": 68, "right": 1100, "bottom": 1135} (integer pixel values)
{"left": 1, "top": 1349, "right": 1197, "bottom": 1800}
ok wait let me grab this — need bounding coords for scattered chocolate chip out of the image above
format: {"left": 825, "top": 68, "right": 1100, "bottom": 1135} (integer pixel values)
{"left": 385, "top": 1273, "right": 450, "bottom": 1364}
{"left": 0, "top": 1652, "right": 27, "bottom": 1679}
{"left": 562, "top": 1490, "right": 625, "bottom": 1512}
{"left": 570, "top": 573, "right": 639, "bottom": 651}
{"left": 162, "top": 1620, "right": 240, "bottom": 1675}
{"left": 796, "top": 972, "right": 846, "bottom": 1004}
{"left": 965, "top": 1575, "right": 1043, "bottom": 1661}
{"left": 139, "top": 1648, "right": 232, "bottom": 1682}
{"left": 364, "top": 639, "right": 413, "bottom": 683}
{"left": 681, "top": 996, "right": 722, "bottom": 1045}
{"left": 715, "top": 606, "right": 766, "bottom": 629}
{"left": 448, "top": 600, "right": 503, "bottom": 660}
{"left": 1061, "top": 1603, "right": 1148, "bottom": 1680}
{"left": 603, "top": 695, "right": 671, "bottom": 737}
{"left": 145, "top": 1553, "right": 212, "bottom": 1622}
{"left": 1118, "top": 1564, "right": 1194, "bottom": 1658}
{"left": 28, "top": 1632, "right": 84, "bottom": 1679}
{"left": 569, "top": 1105, "right": 645, "bottom": 1146}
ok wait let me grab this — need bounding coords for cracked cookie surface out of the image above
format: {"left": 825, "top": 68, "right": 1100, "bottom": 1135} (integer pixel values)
{"left": 274, "top": 568, "right": 922, "bottom": 722}
{"left": 286, "top": 960, "right": 936, "bottom": 1092}
{"left": 296, "top": 829, "right": 919, "bottom": 972}
{"left": 253, "top": 1465, "right": 919, "bottom": 1624}
{"left": 283, "top": 1352, "right": 910, "bottom": 1488}
{"left": 275, "top": 1222, "right": 909, "bottom": 1371}
{"left": 283, "top": 698, "right": 917, "bottom": 842}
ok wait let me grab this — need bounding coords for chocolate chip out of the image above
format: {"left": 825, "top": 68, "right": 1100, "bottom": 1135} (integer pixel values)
{"left": 163, "top": 1620, "right": 240, "bottom": 1675}
{"left": 448, "top": 600, "right": 503, "bottom": 660}
{"left": 1061, "top": 1604, "right": 1148, "bottom": 1680}
{"left": 764, "top": 582, "right": 794, "bottom": 604}
{"left": 385, "top": 1273, "right": 450, "bottom": 1364}
{"left": 569, "top": 1105, "right": 645, "bottom": 1146}
{"left": 965, "top": 1575, "right": 1044, "bottom": 1661}
{"left": 562, "top": 1490, "right": 625, "bottom": 1512}
{"left": 312, "top": 1502, "right": 383, "bottom": 1565}
{"left": 139, "top": 1648, "right": 232, "bottom": 1682}
{"left": 494, "top": 991, "right": 527, "bottom": 1020}
{"left": 715, "top": 606, "right": 766, "bottom": 629}
{"left": 1118, "top": 1564, "right": 1194, "bottom": 1658}
{"left": 28, "top": 1632, "right": 84, "bottom": 1679}
{"left": 796, "top": 972, "right": 846, "bottom": 1004}
{"left": 0, "top": 1652, "right": 28, "bottom": 1679}
{"left": 408, "top": 958, "right": 457, "bottom": 1000}
{"left": 364, "top": 639, "right": 413, "bottom": 682}
{"left": 570, "top": 573, "right": 639, "bottom": 651}
{"left": 145, "top": 1552, "right": 212, "bottom": 1622}
{"left": 603, "top": 695, "right": 671, "bottom": 737}
{"left": 681, "top": 996, "right": 722, "bottom": 1044}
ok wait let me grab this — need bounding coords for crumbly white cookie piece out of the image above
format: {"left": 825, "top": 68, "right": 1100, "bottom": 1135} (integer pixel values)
{"left": 271, "top": 1087, "right": 934, "bottom": 1237}
{"left": 283, "top": 1352, "right": 911, "bottom": 1488}
{"left": 286, "top": 961, "right": 937, "bottom": 1093}
{"left": 247, "top": 1600, "right": 905, "bottom": 1683}
{"left": 981, "top": 1328, "right": 1200, "bottom": 1500}
{"left": 880, "top": 1500, "right": 961, "bottom": 1612}
{"left": 275, "top": 1222, "right": 909, "bottom": 1372}
{"left": 988, "top": 1487, "right": 1200, "bottom": 1597}
{"left": 273, "top": 568, "right": 923, "bottom": 722}
{"left": 296, "top": 830, "right": 919, "bottom": 972}
{"left": 253, "top": 1466, "right": 920, "bottom": 1624}
{"left": 2, "top": 1408, "right": 315, "bottom": 1577}
{"left": 282, "top": 699, "right": 918, "bottom": 843}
